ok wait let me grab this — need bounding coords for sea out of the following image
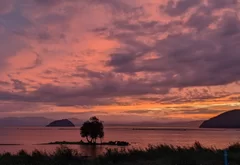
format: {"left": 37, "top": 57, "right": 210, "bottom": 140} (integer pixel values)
{"left": 0, "top": 126, "right": 240, "bottom": 157}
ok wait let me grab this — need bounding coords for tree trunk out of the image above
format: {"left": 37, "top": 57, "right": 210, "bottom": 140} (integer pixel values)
{"left": 86, "top": 136, "right": 90, "bottom": 143}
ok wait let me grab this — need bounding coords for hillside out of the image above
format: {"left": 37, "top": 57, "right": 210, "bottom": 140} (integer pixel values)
{"left": 200, "top": 109, "right": 240, "bottom": 128}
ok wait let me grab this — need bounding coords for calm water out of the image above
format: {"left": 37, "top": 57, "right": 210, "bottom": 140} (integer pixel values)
{"left": 0, "top": 126, "right": 240, "bottom": 156}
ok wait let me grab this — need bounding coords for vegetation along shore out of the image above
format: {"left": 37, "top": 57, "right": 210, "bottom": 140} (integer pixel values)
{"left": 0, "top": 142, "right": 240, "bottom": 165}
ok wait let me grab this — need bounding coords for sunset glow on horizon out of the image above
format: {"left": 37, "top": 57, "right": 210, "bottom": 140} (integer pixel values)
{"left": 0, "top": 0, "right": 239, "bottom": 122}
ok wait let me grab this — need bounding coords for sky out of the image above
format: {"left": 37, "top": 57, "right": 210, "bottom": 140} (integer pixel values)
{"left": 0, "top": 0, "right": 239, "bottom": 123}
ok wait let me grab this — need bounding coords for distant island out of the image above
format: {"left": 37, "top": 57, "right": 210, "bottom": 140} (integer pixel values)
{"left": 45, "top": 117, "right": 130, "bottom": 146}
{"left": 200, "top": 109, "right": 240, "bottom": 128}
{"left": 46, "top": 119, "right": 75, "bottom": 127}
{"left": 40, "top": 140, "right": 130, "bottom": 146}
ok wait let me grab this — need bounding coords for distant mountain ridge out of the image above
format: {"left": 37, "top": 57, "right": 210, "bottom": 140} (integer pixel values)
{"left": 200, "top": 109, "right": 240, "bottom": 128}
{"left": 0, "top": 117, "right": 52, "bottom": 127}
{"left": 0, "top": 117, "right": 82, "bottom": 127}
{"left": 0, "top": 116, "right": 203, "bottom": 127}
{"left": 108, "top": 120, "right": 203, "bottom": 128}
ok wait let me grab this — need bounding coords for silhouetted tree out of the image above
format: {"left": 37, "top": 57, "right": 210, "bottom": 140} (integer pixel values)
{"left": 80, "top": 116, "right": 104, "bottom": 144}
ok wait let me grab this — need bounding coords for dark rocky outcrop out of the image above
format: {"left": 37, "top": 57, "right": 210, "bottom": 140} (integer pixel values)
{"left": 46, "top": 119, "right": 75, "bottom": 127}
{"left": 200, "top": 110, "right": 240, "bottom": 128}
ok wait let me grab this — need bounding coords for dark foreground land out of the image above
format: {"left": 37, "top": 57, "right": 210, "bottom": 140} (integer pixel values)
{"left": 0, "top": 142, "right": 240, "bottom": 165}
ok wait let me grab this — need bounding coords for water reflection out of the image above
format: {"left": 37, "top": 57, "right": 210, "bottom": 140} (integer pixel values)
{"left": 0, "top": 127, "right": 240, "bottom": 157}
{"left": 79, "top": 145, "right": 104, "bottom": 157}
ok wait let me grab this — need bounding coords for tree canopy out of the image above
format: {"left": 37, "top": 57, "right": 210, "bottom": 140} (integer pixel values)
{"left": 80, "top": 116, "right": 104, "bottom": 144}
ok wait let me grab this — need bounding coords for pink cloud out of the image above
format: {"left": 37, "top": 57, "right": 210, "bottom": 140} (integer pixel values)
{"left": 0, "top": 0, "right": 239, "bottom": 121}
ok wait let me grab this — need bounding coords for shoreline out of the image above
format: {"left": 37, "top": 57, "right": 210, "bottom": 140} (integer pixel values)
{"left": 38, "top": 140, "right": 130, "bottom": 146}
{"left": 0, "top": 144, "right": 21, "bottom": 146}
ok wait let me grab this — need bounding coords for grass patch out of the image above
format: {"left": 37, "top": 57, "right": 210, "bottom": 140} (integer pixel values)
{"left": 0, "top": 142, "right": 240, "bottom": 165}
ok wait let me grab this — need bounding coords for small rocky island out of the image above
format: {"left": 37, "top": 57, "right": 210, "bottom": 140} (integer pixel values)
{"left": 200, "top": 109, "right": 240, "bottom": 128}
{"left": 46, "top": 119, "right": 75, "bottom": 127}
{"left": 44, "top": 117, "right": 130, "bottom": 146}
